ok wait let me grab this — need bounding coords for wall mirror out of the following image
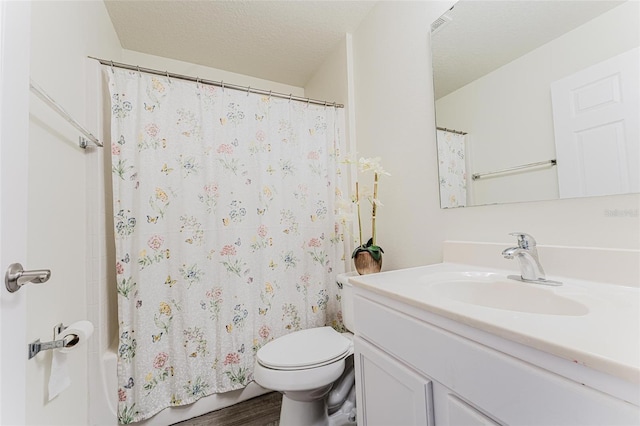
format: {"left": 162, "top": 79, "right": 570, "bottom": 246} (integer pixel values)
{"left": 431, "top": 0, "right": 639, "bottom": 208}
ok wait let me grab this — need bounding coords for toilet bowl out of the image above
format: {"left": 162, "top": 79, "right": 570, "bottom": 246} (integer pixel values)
{"left": 253, "top": 272, "right": 357, "bottom": 426}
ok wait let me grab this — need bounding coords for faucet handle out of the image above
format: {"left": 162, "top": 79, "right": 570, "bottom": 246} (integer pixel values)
{"left": 509, "top": 232, "right": 537, "bottom": 249}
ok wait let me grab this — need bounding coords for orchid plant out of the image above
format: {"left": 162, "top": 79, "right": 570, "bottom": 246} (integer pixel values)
{"left": 342, "top": 156, "right": 390, "bottom": 262}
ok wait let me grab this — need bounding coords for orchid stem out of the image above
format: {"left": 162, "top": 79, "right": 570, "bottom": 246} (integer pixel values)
{"left": 356, "top": 182, "right": 363, "bottom": 247}
{"left": 372, "top": 173, "right": 378, "bottom": 246}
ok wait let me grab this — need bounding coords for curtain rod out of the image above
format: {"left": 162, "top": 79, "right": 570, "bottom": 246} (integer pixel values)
{"left": 437, "top": 126, "right": 467, "bottom": 135}
{"left": 30, "top": 79, "right": 103, "bottom": 148}
{"left": 89, "top": 56, "right": 344, "bottom": 109}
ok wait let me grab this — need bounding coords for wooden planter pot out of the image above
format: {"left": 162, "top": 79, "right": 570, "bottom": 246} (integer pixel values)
{"left": 354, "top": 251, "right": 382, "bottom": 275}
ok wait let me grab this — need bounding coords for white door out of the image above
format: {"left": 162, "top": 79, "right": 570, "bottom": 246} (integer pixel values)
{"left": 551, "top": 47, "right": 639, "bottom": 198}
{"left": 0, "top": 1, "right": 30, "bottom": 424}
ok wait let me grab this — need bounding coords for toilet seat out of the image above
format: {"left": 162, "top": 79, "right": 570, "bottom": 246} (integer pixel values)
{"left": 257, "top": 327, "right": 352, "bottom": 371}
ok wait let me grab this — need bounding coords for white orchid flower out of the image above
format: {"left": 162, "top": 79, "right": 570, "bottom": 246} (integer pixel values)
{"left": 358, "top": 157, "right": 391, "bottom": 176}
{"left": 358, "top": 157, "right": 380, "bottom": 173}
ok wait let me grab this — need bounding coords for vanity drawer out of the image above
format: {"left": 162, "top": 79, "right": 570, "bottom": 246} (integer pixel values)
{"left": 354, "top": 293, "right": 639, "bottom": 425}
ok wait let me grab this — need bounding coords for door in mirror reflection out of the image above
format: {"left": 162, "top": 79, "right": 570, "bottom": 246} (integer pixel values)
{"left": 551, "top": 47, "right": 639, "bottom": 198}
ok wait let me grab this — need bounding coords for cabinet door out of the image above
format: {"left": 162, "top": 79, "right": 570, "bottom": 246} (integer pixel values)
{"left": 433, "top": 381, "right": 501, "bottom": 426}
{"left": 354, "top": 336, "right": 434, "bottom": 426}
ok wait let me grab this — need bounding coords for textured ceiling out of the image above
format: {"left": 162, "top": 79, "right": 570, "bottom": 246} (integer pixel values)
{"left": 432, "top": 1, "right": 626, "bottom": 99}
{"left": 104, "top": 1, "right": 625, "bottom": 93}
{"left": 104, "top": 1, "right": 377, "bottom": 87}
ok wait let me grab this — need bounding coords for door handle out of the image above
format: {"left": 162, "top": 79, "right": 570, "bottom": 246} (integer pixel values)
{"left": 4, "top": 263, "right": 51, "bottom": 293}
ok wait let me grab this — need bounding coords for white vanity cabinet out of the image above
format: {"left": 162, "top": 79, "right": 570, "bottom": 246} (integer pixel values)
{"left": 352, "top": 289, "right": 639, "bottom": 426}
{"left": 355, "top": 336, "right": 498, "bottom": 426}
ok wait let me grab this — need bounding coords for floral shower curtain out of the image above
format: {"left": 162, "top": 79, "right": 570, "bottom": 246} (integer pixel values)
{"left": 437, "top": 129, "right": 467, "bottom": 208}
{"left": 108, "top": 68, "right": 346, "bottom": 423}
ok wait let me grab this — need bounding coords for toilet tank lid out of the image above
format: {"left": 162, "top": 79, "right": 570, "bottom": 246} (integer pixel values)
{"left": 257, "top": 327, "right": 352, "bottom": 370}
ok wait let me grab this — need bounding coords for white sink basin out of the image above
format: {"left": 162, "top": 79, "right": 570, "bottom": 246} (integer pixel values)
{"left": 427, "top": 272, "right": 589, "bottom": 316}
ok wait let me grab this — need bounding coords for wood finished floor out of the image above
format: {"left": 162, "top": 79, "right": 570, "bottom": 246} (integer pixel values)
{"left": 171, "top": 392, "right": 281, "bottom": 426}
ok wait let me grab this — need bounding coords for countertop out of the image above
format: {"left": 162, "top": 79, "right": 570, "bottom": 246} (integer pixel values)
{"left": 349, "top": 262, "right": 640, "bottom": 384}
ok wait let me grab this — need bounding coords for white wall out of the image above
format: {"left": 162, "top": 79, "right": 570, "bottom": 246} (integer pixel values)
{"left": 348, "top": 1, "right": 639, "bottom": 271}
{"left": 436, "top": 1, "right": 639, "bottom": 206}
{"left": 28, "top": 1, "right": 122, "bottom": 425}
{"left": 350, "top": 1, "right": 453, "bottom": 270}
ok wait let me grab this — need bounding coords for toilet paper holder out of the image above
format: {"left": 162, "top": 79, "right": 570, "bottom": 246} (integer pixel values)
{"left": 28, "top": 323, "right": 79, "bottom": 360}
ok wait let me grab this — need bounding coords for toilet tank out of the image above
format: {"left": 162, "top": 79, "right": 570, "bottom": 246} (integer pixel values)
{"left": 337, "top": 272, "right": 358, "bottom": 332}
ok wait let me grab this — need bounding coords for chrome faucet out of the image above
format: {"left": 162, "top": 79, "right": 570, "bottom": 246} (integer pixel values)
{"left": 502, "top": 232, "right": 561, "bottom": 286}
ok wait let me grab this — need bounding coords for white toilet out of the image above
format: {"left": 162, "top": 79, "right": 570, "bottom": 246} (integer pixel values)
{"left": 253, "top": 272, "right": 357, "bottom": 426}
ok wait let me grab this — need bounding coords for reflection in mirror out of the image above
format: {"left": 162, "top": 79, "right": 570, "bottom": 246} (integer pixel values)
{"left": 432, "top": 1, "right": 639, "bottom": 208}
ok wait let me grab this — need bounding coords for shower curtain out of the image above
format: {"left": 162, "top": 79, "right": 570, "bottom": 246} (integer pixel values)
{"left": 437, "top": 129, "right": 467, "bottom": 208}
{"left": 108, "top": 68, "right": 346, "bottom": 423}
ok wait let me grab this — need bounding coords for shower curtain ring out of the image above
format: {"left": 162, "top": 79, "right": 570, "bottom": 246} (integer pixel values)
{"left": 196, "top": 77, "right": 200, "bottom": 88}
{"left": 110, "top": 60, "right": 114, "bottom": 73}
{"left": 307, "top": 98, "right": 310, "bottom": 107}
{"left": 136, "top": 65, "right": 141, "bottom": 77}
{"left": 221, "top": 81, "right": 225, "bottom": 91}
{"left": 268, "top": 90, "right": 272, "bottom": 101}
{"left": 247, "top": 86, "right": 251, "bottom": 96}
{"left": 289, "top": 94, "right": 292, "bottom": 103}
{"left": 333, "top": 102, "right": 337, "bottom": 108}
{"left": 324, "top": 101, "right": 328, "bottom": 109}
